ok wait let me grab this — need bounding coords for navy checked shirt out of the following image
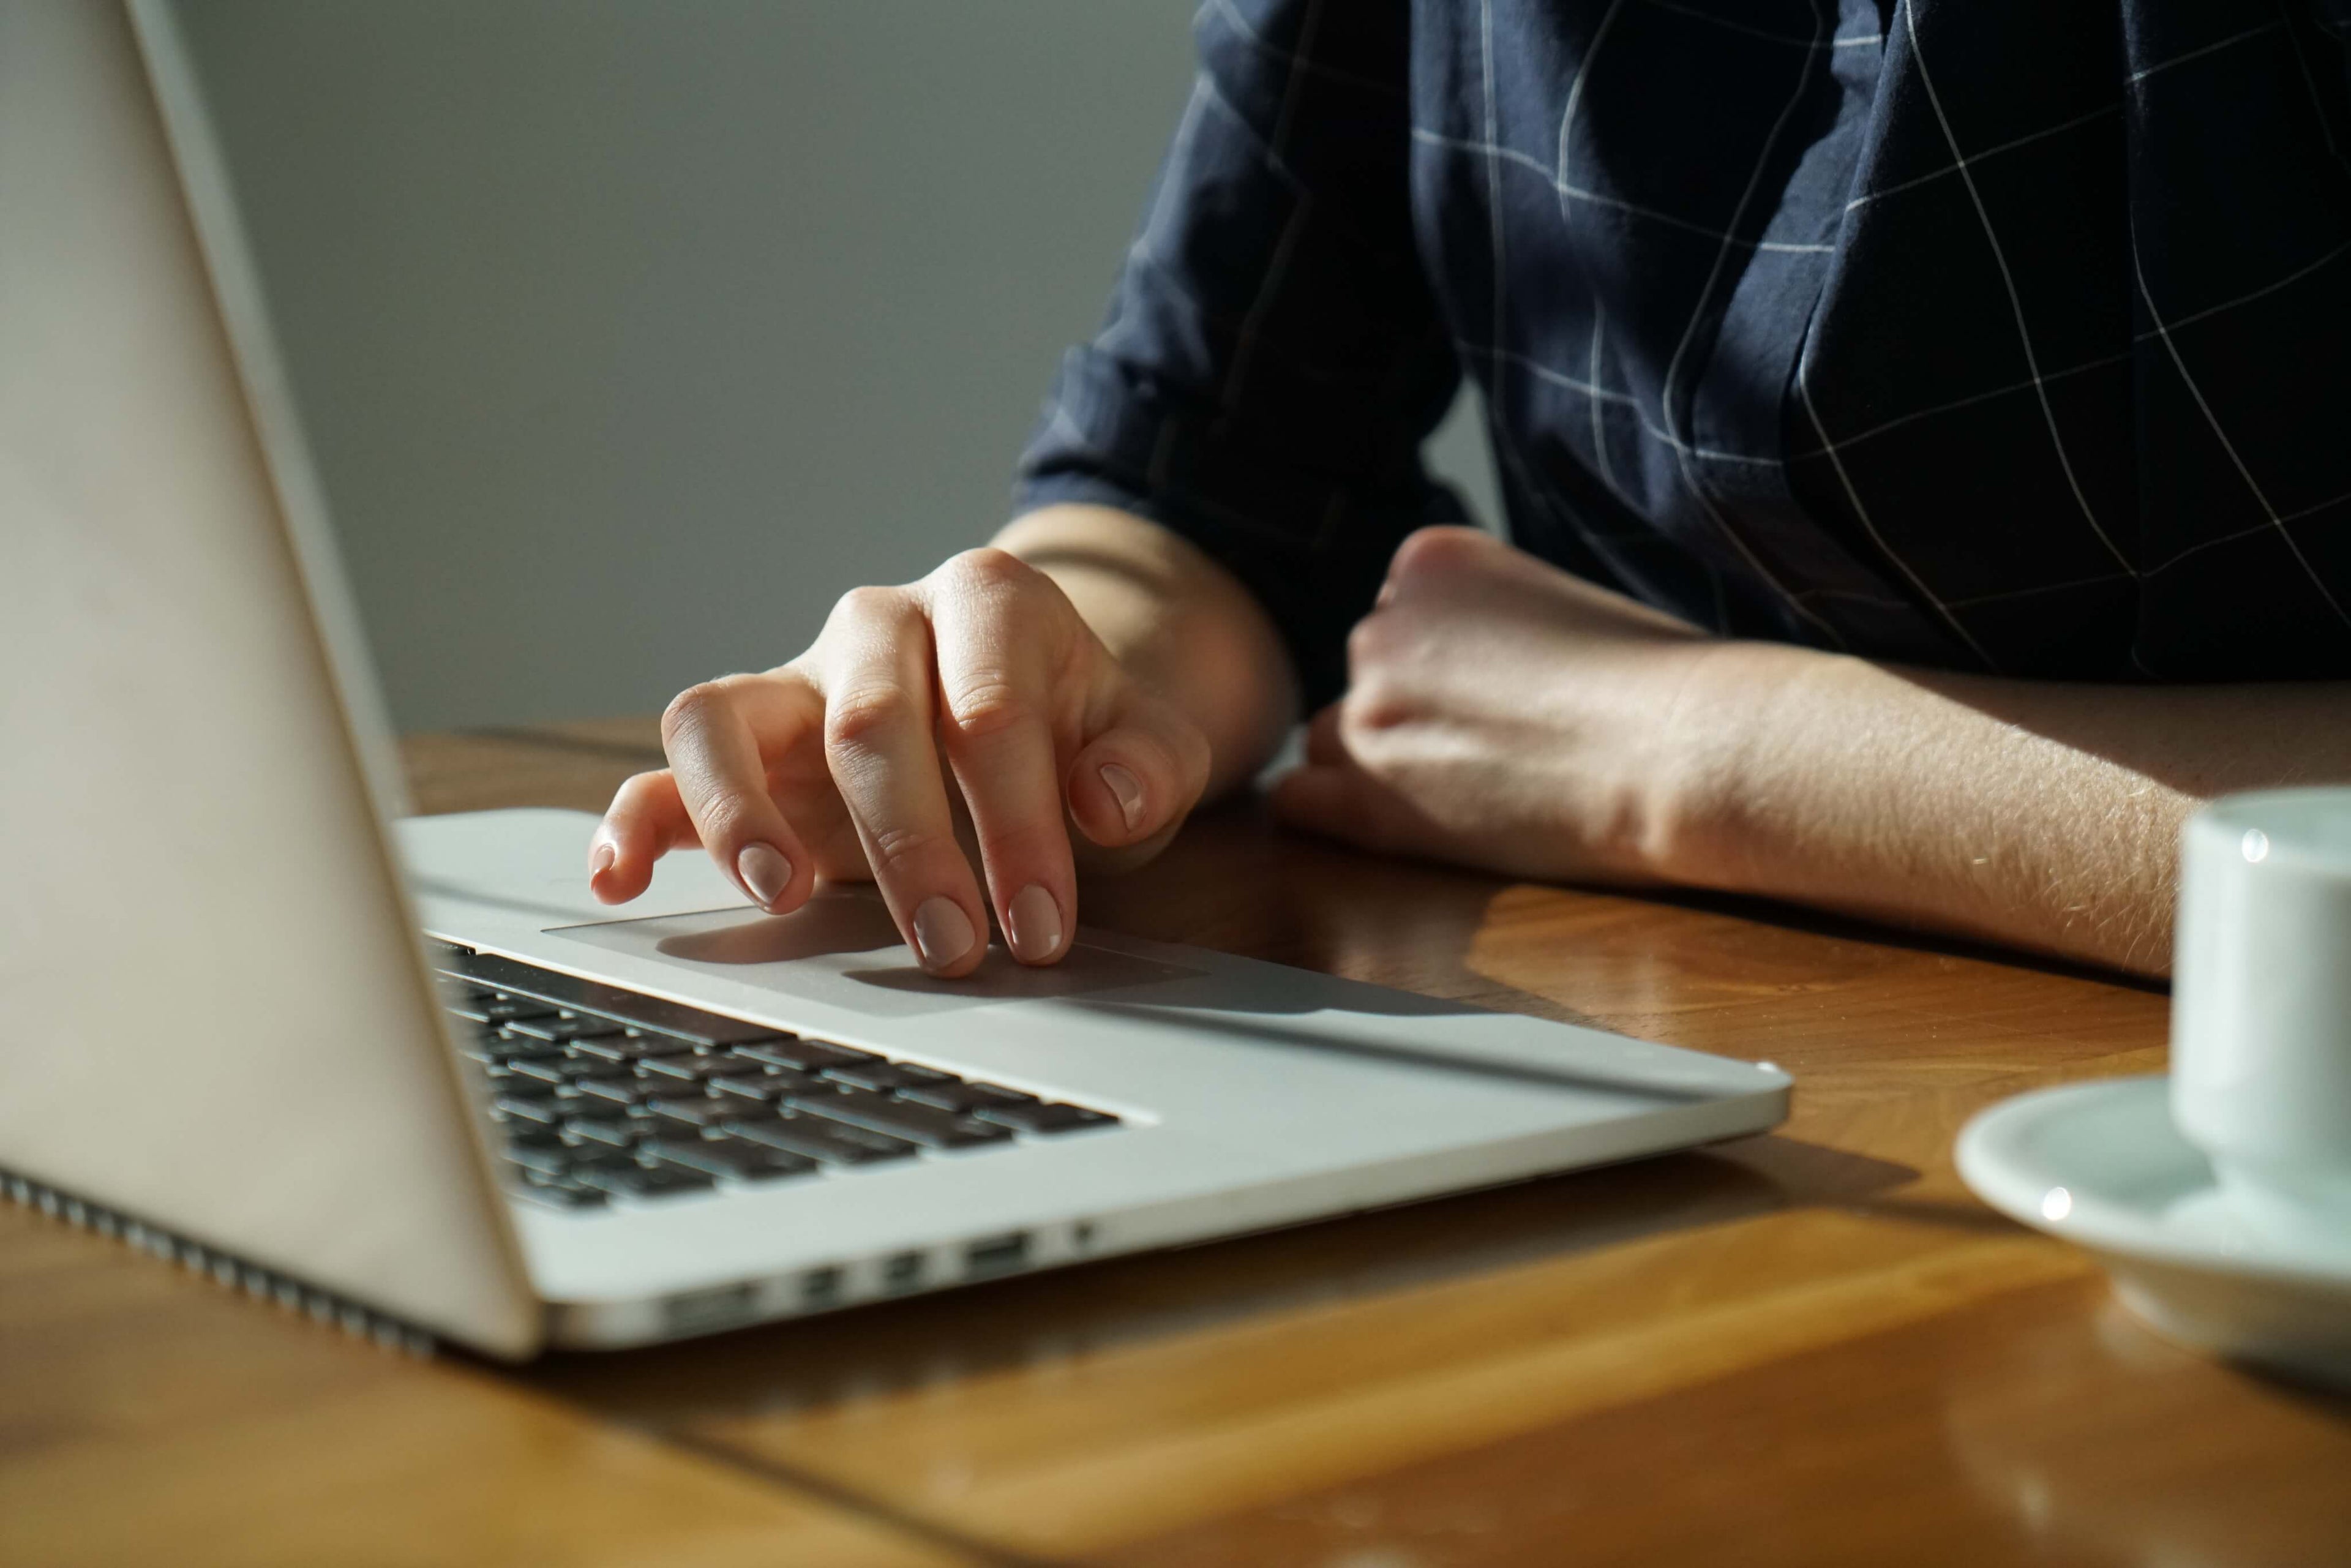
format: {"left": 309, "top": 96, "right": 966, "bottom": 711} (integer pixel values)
{"left": 1014, "top": 0, "right": 2351, "bottom": 708}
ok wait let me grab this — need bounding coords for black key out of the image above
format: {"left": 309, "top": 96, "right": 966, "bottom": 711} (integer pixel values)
{"left": 430, "top": 951, "right": 787, "bottom": 1045}
{"left": 492, "top": 1092, "right": 567, "bottom": 1126}
{"left": 729, "top": 1038, "right": 879, "bottom": 1073}
{"left": 643, "top": 1136, "right": 817, "bottom": 1182}
{"left": 785, "top": 1085, "right": 1012, "bottom": 1149}
{"left": 723, "top": 1111, "right": 919, "bottom": 1166}
{"left": 561, "top": 1113, "right": 643, "bottom": 1148}
{"left": 507, "top": 1056, "right": 604, "bottom": 1087}
{"left": 577, "top": 1163, "right": 716, "bottom": 1199}
{"left": 448, "top": 993, "right": 560, "bottom": 1026}
{"left": 611, "top": 1011, "right": 787, "bottom": 1049}
{"left": 486, "top": 1034, "right": 572, "bottom": 1062}
{"left": 569, "top": 1034, "right": 697, "bottom": 1066}
{"left": 509, "top": 1180, "right": 609, "bottom": 1211}
{"left": 972, "top": 1101, "right": 1120, "bottom": 1135}
{"left": 570, "top": 1076, "right": 648, "bottom": 1107}
{"left": 502, "top": 1142, "right": 575, "bottom": 1177}
{"left": 430, "top": 951, "right": 634, "bottom": 1012}
{"left": 644, "top": 1095, "right": 742, "bottom": 1131}
{"left": 894, "top": 1080, "right": 1039, "bottom": 1114}
{"left": 509, "top": 1142, "right": 635, "bottom": 1179}
{"left": 817, "top": 1062, "right": 954, "bottom": 1093}
{"left": 709, "top": 1072, "right": 804, "bottom": 1103}
{"left": 636, "top": 1055, "right": 739, "bottom": 1085}
{"left": 502, "top": 1013, "right": 627, "bottom": 1044}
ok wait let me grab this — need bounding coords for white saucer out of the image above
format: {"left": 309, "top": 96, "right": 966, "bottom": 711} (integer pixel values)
{"left": 1957, "top": 1075, "right": 2351, "bottom": 1390}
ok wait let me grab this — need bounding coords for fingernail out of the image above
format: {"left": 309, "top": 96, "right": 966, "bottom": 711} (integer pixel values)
{"left": 1100, "top": 763, "right": 1146, "bottom": 830}
{"left": 1005, "top": 883, "right": 1063, "bottom": 963}
{"left": 588, "top": 841, "right": 617, "bottom": 878}
{"left": 736, "top": 842, "right": 793, "bottom": 909}
{"left": 911, "top": 897, "right": 977, "bottom": 969}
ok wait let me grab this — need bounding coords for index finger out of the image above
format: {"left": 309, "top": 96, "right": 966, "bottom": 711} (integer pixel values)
{"left": 658, "top": 671, "right": 823, "bottom": 914}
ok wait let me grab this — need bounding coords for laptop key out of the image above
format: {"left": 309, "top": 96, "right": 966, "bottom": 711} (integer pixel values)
{"left": 892, "top": 1080, "right": 1038, "bottom": 1114}
{"left": 570, "top": 1076, "right": 648, "bottom": 1107}
{"left": 710, "top": 1071, "right": 805, "bottom": 1103}
{"left": 492, "top": 1092, "right": 566, "bottom": 1125}
{"left": 644, "top": 1136, "right": 817, "bottom": 1182}
{"left": 786, "top": 1085, "right": 1012, "bottom": 1149}
{"left": 608, "top": 1010, "right": 791, "bottom": 1049}
{"left": 516, "top": 1144, "right": 636, "bottom": 1179}
{"left": 486, "top": 1035, "right": 571, "bottom": 1062}
{"left": 502, "top": 1142, "right": 578, "bottom": 1177}
{"left": 728, "top": 1038, "right": 879, "bottom": 1073}
{"left": 507, "top": 1056, "right": 604, "bottom": 1087}
{"left": 643, "top": 1095, "right": 741, "bottom": 1130}
{"left": 448, "top": 993, "right": 559, "bottom": 1025}
{"left": 434, "top": 951, "right": 786, "bottom": 1046}
{"left": 636, "top": 1054, "right": 738, "bottom": 1084}
{"left": 569, "top": 1034, "right": 696, "bottom": 1065}
{"left": 972, "top": 1101, "right": 1120, "bottom": 1135}
{"left": 509, "top": 1180, "right": 609, "bottom": 1211}
{"left": 723, "top": 1111, "right": 918, "bottom": 1165}
{"left": 503, "top": 1013, "right": 627, "bottom": 1044}
{"left": 561, "top": 1113, "right": 643, "bottom": 1148}
{"left": 817, "top": 1062, "right": 954, "bottom": 1093}
{"left": 578, "top": 1163, "right": 716, "bottom": 1199}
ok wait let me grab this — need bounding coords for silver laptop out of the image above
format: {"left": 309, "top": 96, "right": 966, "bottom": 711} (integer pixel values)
{"left": 0, "top": 0, "right": 1790, "bottom": 1357}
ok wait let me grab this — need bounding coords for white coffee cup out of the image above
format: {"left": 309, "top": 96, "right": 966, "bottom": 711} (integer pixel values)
{"left": 2172, "top": 789, "right": 2351, "bottom": 1252}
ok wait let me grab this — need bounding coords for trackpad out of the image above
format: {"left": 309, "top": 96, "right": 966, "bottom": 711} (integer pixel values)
{"left": 546, "top": 892, "right": 1199, "bottom": 1018}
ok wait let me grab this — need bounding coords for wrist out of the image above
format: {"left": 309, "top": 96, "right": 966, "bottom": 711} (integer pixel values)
{"left": 1640, "top": 638, "right": 1832, "bottom": 894}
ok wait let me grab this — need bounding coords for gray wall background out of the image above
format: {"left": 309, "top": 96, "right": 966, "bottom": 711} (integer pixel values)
{"left": 176, "top": 1, "right": 1497, "bottom": 732}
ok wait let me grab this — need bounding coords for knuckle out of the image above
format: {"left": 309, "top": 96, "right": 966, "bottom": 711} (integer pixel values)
{"left": 1388, "top": 524, "right": 1486, "bottom": 583}
{"left": 936, "top": 546, "right": 1033, "bottom": 598}
{"left": 863, "top": 820, "right": 945, "bottom": 878}
{"left": 827, "top": 583, "right": 910, "bottom": 635}
{"left": 942, "top": 677, "right": 1033, "bottom": 743}
{"left": 824, "top": 683, "right": 917, "bottom": 751}
{"left": 1346, "top": 613, "right": 1393, "bottom": 670}
{"left": 1342, "top": 679, "right": 1411, "bottom": 735}
{"left": 616, "top": 768, "right": 672, "bottom": 803}
{"left": 659, "top": 681, "right": 730, "bottom": 746}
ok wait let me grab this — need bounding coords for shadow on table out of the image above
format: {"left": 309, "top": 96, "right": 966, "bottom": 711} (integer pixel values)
{"left": 522, "top": 1133, "right": 1910, "bottom": 1423}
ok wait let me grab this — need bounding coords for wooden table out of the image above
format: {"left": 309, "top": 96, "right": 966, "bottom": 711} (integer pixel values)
{"left": 9, "top": 718, "right": 2349, "bottom": 1566}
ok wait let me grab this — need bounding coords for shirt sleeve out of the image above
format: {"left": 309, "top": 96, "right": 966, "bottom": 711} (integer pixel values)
{"left": 1011, "top": 0, "right": 1466, "bottom": 710}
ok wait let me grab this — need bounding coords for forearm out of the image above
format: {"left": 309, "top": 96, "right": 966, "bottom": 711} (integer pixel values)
{"left": 994, "top": 504, "right": 1299, "bottom": 800}
{"left": 1673, "top": 647, "right": 2351, "bottom": 977}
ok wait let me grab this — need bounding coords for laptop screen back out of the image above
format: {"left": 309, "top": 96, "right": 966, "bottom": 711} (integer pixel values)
{"left": 0, "top": 0, "right": 538, "bottom": 1356}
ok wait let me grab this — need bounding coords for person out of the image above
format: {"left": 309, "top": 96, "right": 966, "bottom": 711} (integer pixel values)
{"left": 588, "top": 0, "right": 2351, "bottom": 980}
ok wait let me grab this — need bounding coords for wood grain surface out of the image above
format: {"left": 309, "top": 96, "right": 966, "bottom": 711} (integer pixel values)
{"left": 7, "top": 718, "right": 2346, "bottom": 1566}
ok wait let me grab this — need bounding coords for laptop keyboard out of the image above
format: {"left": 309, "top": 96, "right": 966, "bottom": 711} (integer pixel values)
{"left": 429, "top": 943, "right": 1120, "bottom": 1211}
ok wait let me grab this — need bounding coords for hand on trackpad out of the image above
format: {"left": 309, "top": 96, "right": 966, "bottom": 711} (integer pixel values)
{"left": 643, "top": 893, "right": 904, "bottom": 964}
{"left": 547, "top": 890, "right": 1198, "bottom": 1018}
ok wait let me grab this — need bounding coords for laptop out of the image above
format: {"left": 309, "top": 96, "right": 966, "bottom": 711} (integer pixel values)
{"left": 0, "top": 0, "right": 1790, "bottom": 1357}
